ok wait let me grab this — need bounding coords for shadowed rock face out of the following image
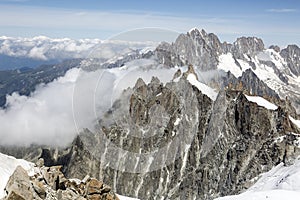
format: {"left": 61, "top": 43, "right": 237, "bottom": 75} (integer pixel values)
{"left": 269, "top": 45, "right": 281, "bottom": 53}
{"left": 36, "top": 67, "right": 300, "bottom": 200}
{"left": 236, "top": 69, "right": 279, "bottom": 98}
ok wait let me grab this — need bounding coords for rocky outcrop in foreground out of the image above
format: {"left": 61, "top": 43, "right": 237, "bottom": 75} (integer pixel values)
{"left": 3, "top": 159, "right": 119, "bottom": 200}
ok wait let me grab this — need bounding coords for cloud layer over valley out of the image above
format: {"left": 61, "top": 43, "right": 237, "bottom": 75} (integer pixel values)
{"left": 0, "top": 60, "right": 181, "bottom": 146}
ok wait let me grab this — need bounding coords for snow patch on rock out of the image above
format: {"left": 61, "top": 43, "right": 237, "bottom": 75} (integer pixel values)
{"left": 289, "top": 116, "right": 300, "bottom": 129}
{"left": 187, "top": 73, "right": 218, "bottom": 100}
{"left": 245, "top": 95, "right": 278, "bottom": 110}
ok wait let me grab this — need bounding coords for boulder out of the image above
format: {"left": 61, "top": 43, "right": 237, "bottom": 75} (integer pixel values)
{"left": 32, "top": 179, "right": 46, "bottom": 199}
{"left": 5, "top": 166, "right": 33, "bottom": 200}
{"left": 86, "top": 178, "right": 103, "bottom": 195}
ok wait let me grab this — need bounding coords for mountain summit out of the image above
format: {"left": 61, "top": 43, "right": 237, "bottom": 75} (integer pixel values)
{"left": 155, "top": 28, "right": 300, "bottom": 113}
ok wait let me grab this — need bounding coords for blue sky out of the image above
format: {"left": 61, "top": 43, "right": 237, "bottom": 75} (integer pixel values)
{"left": 0, "top": 0, "right": 299, "bottom": 46}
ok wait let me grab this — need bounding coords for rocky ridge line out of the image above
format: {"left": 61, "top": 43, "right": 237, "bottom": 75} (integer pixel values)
{"left": 34, "top": 66, "right": 300, "bottom": 200}
{"left": 2, "top": 158, "right": 119, "bottom": 200}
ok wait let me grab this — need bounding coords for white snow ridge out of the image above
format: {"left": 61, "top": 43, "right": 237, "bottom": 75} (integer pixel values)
{"left": 187, "top": 73, "right": 218, "bottom": 100}
{"left": 289, "top": 116, "right": 300, "bottom": 129}
{"left": 245, "top": 95, "right": 278, "bottom": 110}
{"left": 117, "top": 194, "right": 140, "bottom": 200}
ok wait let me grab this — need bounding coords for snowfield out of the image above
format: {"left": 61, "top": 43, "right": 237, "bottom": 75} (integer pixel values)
{"left": 217, "top": 53, "right": 246, "bottom": 77}
{"left": 216, "top": 190, "right": 300, "bottom": 200}
{"left": 216, "top": 158, "right": 300, "bottom": 200}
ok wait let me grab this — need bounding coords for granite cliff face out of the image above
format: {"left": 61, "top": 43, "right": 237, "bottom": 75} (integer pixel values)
{"left": 155, "top": 29, "right": 221, "bottom": 70}
{"left": 36, "top": 66, "right": 300, "bottom": 200}
{"left": 231, "top": 37, "right": 264, "bottom": 59}
{"left": 280, "top": 45, "right": 300, "bottom": 77}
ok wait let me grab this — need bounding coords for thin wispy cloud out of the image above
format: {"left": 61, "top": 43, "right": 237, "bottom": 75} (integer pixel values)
{"left": 266, "top": 8, "right": 297, "bottom": 13}
{"left": 0, "top": 4, "right": 299, "bottom": 46}
{"left": 0, "top": 0, "right": 29, "bottom": 2}
{"left": 0, "top": 5, "right": 243, "bottom": 38}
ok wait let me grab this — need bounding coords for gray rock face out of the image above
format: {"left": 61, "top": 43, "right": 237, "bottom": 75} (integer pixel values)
{"left": 236, "top": 69, "right": 279, "bottom": 97}
{"left": 39, "top": 67, "right": 300, "bottom": 200}
{"left": 280, "top": 45, "right": 300, "bottom": 76}
{"left": 5, "top": 166, "right": 34, "bottom": 200}
{"left": 155, "top": 41, "right": 185, "bottom": 67}
{"left": 231, "top": 37, "right": 264, "bottom": 59}
{"left": 155, "top": 29, "right": 221, "bottom": 70}
{"left": 199, "top": 91, "right": 300, "bottom": 198}
{"left": 0, "top": 145, "right": 43, "bottom": 161}
{"left": 51, "top": 70, "right": 213, "bottom": 198}
{"left": 269, "top": 45, "right": 280, "bottom": 53}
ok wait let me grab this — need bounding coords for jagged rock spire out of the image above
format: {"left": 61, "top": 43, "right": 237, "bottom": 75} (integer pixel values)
{"left": 183, "top": 64, "right": 199, "bottom": 80}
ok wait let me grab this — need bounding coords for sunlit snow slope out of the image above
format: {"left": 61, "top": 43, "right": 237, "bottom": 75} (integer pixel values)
{"left": 217, "top": 48, "right": 300, "bottom": 112}
{"left": 215, "top": 158, "right": 300, "bottom": 200}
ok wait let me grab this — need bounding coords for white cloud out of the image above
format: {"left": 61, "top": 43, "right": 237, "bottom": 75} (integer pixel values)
{"left": 28, "top": 46, "right": 47, "bottom": 60}
{"left": 266, "top": 8, "right": 297, "bottom": 13}
{"left": 0, "top": 60, "right": 181, "bottom": 147}
{"left": 0, "top": 36, "right": 102, "bottom": 60}
{"left": 0, "top": 68, "right": 80, "bottom": 146}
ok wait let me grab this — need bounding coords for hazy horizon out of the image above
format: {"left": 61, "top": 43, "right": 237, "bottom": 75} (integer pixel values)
{"left": 0, "top": 0, "right": 299, "bottom": 47}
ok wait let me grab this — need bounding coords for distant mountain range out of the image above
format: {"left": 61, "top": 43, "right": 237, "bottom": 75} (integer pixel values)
{"left": 0, "top": 36, "right": 157, "bottom": 70}
{"left": 0, "top": 37, "right": 157, "bottom": 107}
{"left": 0, "top": 59, "right": 82, "bottom": 107}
